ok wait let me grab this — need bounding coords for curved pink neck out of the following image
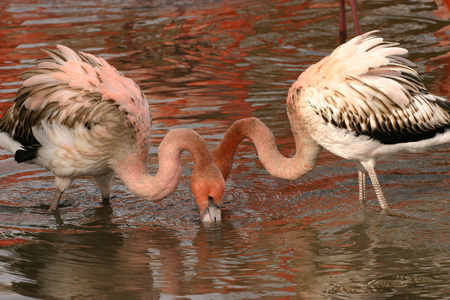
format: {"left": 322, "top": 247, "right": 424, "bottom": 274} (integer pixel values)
{"left": 114, "top": 128, "right": 213, "bottom": 200}
{"left": 212, "top": 117, "right": 322, "bottom": 181}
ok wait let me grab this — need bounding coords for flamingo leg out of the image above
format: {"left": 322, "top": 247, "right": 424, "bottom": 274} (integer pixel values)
{"left": 92, "top": 170, "right": 114, "bottom": 205}
{"left": 49, "top": 189, "right": 63, "bottom": 212}
{"left": 339, "top": 0, "right": 347, "bottom": 43}
{"left": 365, "top": 166, "right": 389, "bottom": 211}
{"left": 49, "top": 177, "right": 73, "bottom": 212}
{"left": 349, "top": 0, "right": 361, "bottom": 35}
{"left": 358, "top": 170, "right": 366, "bottom": 204}
{"left": 339, "top": 0, "right": 361, "bottom": 44}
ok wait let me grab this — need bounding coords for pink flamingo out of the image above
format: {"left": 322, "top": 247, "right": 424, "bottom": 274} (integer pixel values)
{"left": 0, "top": 45, "right": 225, "bottom": 222}
{"left": 213, "top": 31, "right": 450, "bottom": 211}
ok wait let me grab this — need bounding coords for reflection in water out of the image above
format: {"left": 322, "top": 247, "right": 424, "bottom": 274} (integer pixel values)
{"left": 0, "top": 0, "right": 449, "bottom": 298}
{"left": 2, "top": 204, "right": 449, "bottom": 299}
{"left": 331, "top": 272, "right": 448, "bottom": 294}
{"left": 4, "top": 206, "right": 319, "bottom": 299}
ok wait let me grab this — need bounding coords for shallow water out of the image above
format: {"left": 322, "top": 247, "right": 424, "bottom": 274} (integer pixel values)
{"left": 0, "top": 0, "right": 449, "bottom": 299}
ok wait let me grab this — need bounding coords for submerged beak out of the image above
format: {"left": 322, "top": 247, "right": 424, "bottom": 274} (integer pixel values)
{"left": 200, "top": 199, "right": 221, "bottom": 223}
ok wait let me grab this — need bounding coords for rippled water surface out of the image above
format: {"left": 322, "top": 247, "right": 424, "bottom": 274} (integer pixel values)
{"left": 0, "top": 0, "right": 449, "bottom": 299}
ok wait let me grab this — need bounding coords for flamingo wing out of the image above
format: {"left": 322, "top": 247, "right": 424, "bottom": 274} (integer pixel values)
{"left": 0, "top": 45, "right": 151, "bottom": 161}
{"left": 290, "top": 31, "right": 450, "bottom": 145}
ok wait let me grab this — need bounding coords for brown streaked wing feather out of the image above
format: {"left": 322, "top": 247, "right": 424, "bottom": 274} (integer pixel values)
{"left": 0, "top": 89, "right": 117, "bottom": 148}
{"left": 307, "top": 85, "right": 450, "bottom": 144}
{"left": 1, "top": 45, "right": 148, "bottom": 151}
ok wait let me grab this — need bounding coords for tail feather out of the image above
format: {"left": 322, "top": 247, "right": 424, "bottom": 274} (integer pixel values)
{"left": 0, "top": 132, "right": 37, "bottom": 163}
{"left": 14, "top": 146, "right": 38, "bottom": 163}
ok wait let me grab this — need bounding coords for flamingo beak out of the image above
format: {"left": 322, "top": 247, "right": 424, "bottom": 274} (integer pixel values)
{"left": 200, "top": 199, "right": 221, "bottom": 223}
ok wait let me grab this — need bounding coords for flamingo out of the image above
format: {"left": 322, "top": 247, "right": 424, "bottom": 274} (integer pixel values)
{"left": 212, "top": 31, "right": 450, "bottom": 211}
{"left": 0, "top": 45, "right": 225, "bottom": 222}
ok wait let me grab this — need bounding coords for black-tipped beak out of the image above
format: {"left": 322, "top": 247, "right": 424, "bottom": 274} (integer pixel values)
{"left": 200, "top": 199, "right": 221, "bottom": 223}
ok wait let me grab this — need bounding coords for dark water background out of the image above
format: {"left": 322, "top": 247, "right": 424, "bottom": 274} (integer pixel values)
{"left": 0, "top": 0, "right": 449, "bottom": 299}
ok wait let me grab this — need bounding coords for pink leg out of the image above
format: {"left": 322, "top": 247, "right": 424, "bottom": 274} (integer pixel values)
{"left": 349, "top": 0, "right": 362, "bottom": 35}
{"left": 339, "top": 0, "right": 347, "bottom": 44}
{"left": 339, "top": 0, "right": 361, "bottom": 44}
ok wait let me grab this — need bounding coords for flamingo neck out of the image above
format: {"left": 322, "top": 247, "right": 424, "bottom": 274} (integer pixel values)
{"left": 114, "top": 128, "right": 213, "bottom": 201}
{"left": 212, "top": 117, "right": 322, "bottom": 181}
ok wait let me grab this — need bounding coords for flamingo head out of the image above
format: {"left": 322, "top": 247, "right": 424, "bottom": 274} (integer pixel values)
{"left": 191, "top": 166, "right": 225, "bottom": 223}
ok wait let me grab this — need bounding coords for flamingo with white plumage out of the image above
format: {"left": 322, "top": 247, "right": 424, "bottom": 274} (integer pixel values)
{"left": 0, "top": 45, "right": 225, "bottom": 222}
{"left": 212, "top": 31, "right": 450, "bottom": 211}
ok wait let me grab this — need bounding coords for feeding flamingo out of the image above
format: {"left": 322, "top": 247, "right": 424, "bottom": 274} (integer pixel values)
{"left": 213, "top": 31, "right": 450, "bottom": 211}
{"left": 0, "top": 45, "right": 225, "bottom": 222}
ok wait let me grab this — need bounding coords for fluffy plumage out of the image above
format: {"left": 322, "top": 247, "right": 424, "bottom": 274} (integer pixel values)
{"left": 288, "top": 31, "right": 450, "bottom": 208}
{"left": 0, "top": 45, "right": 225, "bottom": 221}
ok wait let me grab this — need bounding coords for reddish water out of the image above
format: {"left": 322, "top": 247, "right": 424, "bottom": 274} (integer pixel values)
{"left": 0, "top": 0, "right": 449, "bottom": 299}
